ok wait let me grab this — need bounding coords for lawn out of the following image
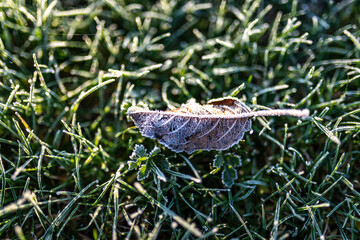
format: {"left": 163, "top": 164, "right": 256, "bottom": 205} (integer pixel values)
{"left": 0, "top": 0, "right": 359, "bottom": 239}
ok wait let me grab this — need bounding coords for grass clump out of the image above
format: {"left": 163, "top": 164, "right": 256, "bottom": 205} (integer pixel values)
{"left": 0, "top": 0, "right": 359, "bottom": 239}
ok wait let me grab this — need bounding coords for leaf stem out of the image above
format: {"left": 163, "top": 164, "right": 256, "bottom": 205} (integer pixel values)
{"left": 128, "top": 108, "right": 310, "bottom": 119}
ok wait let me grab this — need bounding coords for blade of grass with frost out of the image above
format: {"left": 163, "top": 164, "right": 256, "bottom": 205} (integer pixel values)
{"left": 112, "top": 183, "right": 120, "bottom": 240}
{"left": 43, "top": 180, "right": 98, "bottom": 239}
{"left": 164, "top": 169, "right": 201, "bottom": 183}
{"left": 263, "top": 178, "right": 296, "bottom": 202}
{"left": 133, "top": 182, "right": 203, "bottom": 237}
{"left": 33, "top": 54, "right": 62, "bottom": 103}
{"left": 56, "top": 206, "right": 79, "bottom": 238}
{"left": 270, "top": 198, "right": 281, "bottom": 240}
{"left": 70, "top": 79, "right": 115, "bottom": 112}
{"left": 37, "top": 146, "right": 45, "bottom": 196}
{"left": 179, "top": 154, "right": 201, "bottom": 183}
{"left": 305, "top": 176, "right": 343, "bottom": 206}
{"left": 0, "top": 155, "right": 5, "bottom": 208}
{"left": 312, "top": 119, "right": 341, "bottom": 145}
{"left": 97, "top": 171, "right": 125, "bottom": 240}
{"left": 24, "top": 191, "right": 51, "bottom": 229}
{"left": 229, "top": 203, "right": 254, "bottom": 240}
{"left": 2, "top": 84, "right": 19, "bottom": 115}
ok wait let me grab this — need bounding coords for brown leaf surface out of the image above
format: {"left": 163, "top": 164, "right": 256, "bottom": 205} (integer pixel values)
{"left": 127, "top": 97, "right": 309, "bottom": 153}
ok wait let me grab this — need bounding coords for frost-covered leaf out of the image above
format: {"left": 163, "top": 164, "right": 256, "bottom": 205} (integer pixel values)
{"left": 129, "top": 144, "right": 148, "bottom": 170}
{"left": 129, "top": 144, "right": 164, "bottom": 181}
{"left": 228, "top": 154, "right": 241, "bottom": 167}
{"left": 128, "top": 160, "right": 139, "bottom": 170}
{"left": 213, "top": 154, "right": 224, "bottom": 168}
{"left": 130, "top": 144, "right": 147, "bottom": 160}
{"left": 128, "top": 97, "right": 309, "bottom": 153}
{"left": 222, "top": 166, "right": 238, "bottom": 188}
{"left": 137, "top": 163, "right": 151, "bottom": 181}
{"left": 214, "top": 153, "right": 242, "bottom": 186}
{"left": 150, "top": 146, "right": 161, "bottom": 156}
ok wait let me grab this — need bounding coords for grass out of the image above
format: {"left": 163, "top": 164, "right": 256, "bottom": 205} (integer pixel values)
{"left": 0, "top": 0, "right": 359, "bottom": 239}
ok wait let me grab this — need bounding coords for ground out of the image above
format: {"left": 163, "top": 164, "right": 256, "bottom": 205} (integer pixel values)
{"left": 0, "top": 0, "right": 359, "bottom": 239}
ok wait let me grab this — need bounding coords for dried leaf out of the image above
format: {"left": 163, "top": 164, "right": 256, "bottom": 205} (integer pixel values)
{"left": 127, "top": 97, "right": 309, "bottom": 153}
